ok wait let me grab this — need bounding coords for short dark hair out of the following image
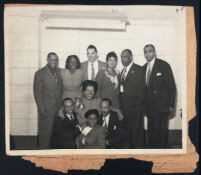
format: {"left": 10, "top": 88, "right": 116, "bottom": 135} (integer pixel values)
{"left": 82, "top": 80, "right": 98, "bottom": 92}
{"left": 144, "top": 44, "right": 156, "bottom": 52}
{"left": 121, "top": 49, "right": 133, "bottom": 56}
{"left": 106, "top": 51, "right": 118, "bottom": 62}
{"left": 87, "top": 45, "right": 97, "bottom": 53}
{"left": 47, "top": 52, "right": 58, "bottom": 59}
{"left": 101, "top": 98, "right": 112, "bottom": 107}
{"left": 65, "top": 55, "right": 81, "bottom": 69}
{"left": 84, "top": 109, "right": 99, "bottom": 119}
{"left": 62, "top": 97, "right": 74, "bottom": 106}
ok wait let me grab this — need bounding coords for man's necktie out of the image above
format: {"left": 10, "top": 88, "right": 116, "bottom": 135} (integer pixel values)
{"left": 146, "top": 62, "right": 151, "bottom": 86}
{"left": 102, "top": 117, "right": 108, "bottom": 133}
{"left": 91, "top": 62, "right": 95, "bottom": 80}
{"left": 121, "top": 67, "right": 127, "bottom": 83}
{"left": 66, "top": 114, "right": 74, "bottom": 120}
{"left": 70, "top": 114, "right": 74, "bottom": 120}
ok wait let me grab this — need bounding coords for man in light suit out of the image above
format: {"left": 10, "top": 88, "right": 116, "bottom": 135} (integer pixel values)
{"left": 81, "top": 45, "right": 106, "bottom": 81}
{"left": 119, "top": 49, "right": 145, "bottom": 148}
{"left": 143, "top": 44, "right": 176, "bottom": 148}
{"left": 33, "top": 52, "right": 63, "bottom": 149}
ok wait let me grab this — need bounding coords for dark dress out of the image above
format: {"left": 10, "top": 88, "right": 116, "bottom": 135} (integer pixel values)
{"left": 95, "top": 69, "right": 120, "bottom": 108}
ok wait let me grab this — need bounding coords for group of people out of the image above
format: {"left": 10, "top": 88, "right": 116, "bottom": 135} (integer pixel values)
{"left": 33, "top": 44, "right": 176, "bottom": 149}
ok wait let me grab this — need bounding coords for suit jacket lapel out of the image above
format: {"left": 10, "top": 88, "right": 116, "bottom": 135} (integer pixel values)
{"left": 84, "top": 62, "right": 88, "bottom": 80}
{"left": 98, "top": 61, "right": 100, "bottom": 71}
{"left": 107, "top": 113, "right": 113, "bottom": 134}
{"left": 125, "top": 63, "right": 135, "bottom": 82}
{"left": 44, "top": 65, "right": 59, "bottom": 86}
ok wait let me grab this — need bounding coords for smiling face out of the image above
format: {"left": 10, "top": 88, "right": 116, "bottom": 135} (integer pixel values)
{"left": 100, "top": 100, "right": 112, "bottom": 117}
{"left": 87, "top": 114, "right": 98, "bottom": 127}
{"left": 107, "top": 56, "right": 117, "bottom": 69}
{"left": 63, "top": 99, "right": 74, "bottom": 115}
{"left": 47, "top": 54, "right": 59, "bottom": 69}
{"left": 87, "top": 48, "right": 98, "bottom": 62}
{"left": 144, "top": 46, "right": 156, "bottom": 62}
{"left": 121, "top": 50, "right": 133, "bottom": 67}
{"left": 84, "top": 85, "right": 95, "bottom": 100}
{"left": 68, "top": 56, "right": 78, "bottom": 72}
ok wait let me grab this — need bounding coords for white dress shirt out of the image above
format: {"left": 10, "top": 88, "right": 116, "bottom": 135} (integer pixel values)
{"left": 88, "top": 59, "right": 98, "bottom": 80}
{"left": 146, "top": 57, "right": 156, "bottom": 83}
{"left": 122, "top": 61, "right": 133, "bottom": 79}
{"left": 102, "top": 114, "right": 110, "bottom": 128}
{"left": 66, "top": 114, "right": 74, "bottom": 120}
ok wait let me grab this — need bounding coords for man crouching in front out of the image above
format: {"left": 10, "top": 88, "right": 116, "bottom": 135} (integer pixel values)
{"left": 50, "top": 98, "right": 81, "bottom": 149}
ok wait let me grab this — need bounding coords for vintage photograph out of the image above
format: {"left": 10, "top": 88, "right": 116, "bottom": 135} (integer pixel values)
{"left": 4, "top": 5, "right": 186, "bottom": 155}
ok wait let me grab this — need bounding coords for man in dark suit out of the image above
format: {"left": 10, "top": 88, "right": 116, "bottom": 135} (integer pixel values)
{"left": 143, "top": 44, "right": 176, "bottom": 148}
{"left": 33, "top": 52, "right": 63, "bottom": 149}
{"left": 119, "top": 49, "right": 145, "bottom": 148}
{"left": 51, "top": 98, "right": 81, "bottom": 149}
{"left": 98, "top": 98, "right": 127, "bottom": 149}
{"left": 81, "top": 45, "right": 106, "bottom": 81}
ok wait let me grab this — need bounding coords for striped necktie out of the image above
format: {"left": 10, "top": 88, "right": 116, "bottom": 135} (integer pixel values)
{"left": 146, "top": 62, "right": 151, "bottom": 86}
{"left": 121, "top": 67, "right": 127, "bottom": 83}
{"left": 91, "top": 62, "right": 95, "bottom": 80}
{"left": 102, "top": 117, "right": 108, "bottom": 133}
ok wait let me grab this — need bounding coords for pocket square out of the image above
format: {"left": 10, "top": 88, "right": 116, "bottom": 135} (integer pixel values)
{"left": 156, "top": 72, "right": 162, "bottom": 76}
{"left": 113, "top": 125, "right": 117, "bottom": 130}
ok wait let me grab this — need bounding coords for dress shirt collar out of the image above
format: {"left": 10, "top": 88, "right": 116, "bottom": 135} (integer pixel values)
{"left": 47, "top": 64, "right": 57, "bottom": 74}
{"left": 88, "top": 59, "right": 98, "bottom": 67}
{"left": 122, "top": 61, "right": 133, "bottom": 79}
{"left": 65, "top": 113, "right": 74, "bottom": 120}
{"left": 125, "top": 61, "right": 133, "bottom": 72}
{"left": 147, "top": 57, "right": 156, "bottom": 70}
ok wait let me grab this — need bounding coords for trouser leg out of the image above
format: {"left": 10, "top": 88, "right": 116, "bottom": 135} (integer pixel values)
{"left": 38, "top": 115, "right": 54, "bottom": 149}
{"left": 147, "top": 113, "right": 168, "bottom": 148}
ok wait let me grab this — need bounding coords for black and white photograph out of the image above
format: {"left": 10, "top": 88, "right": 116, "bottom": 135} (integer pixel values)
{"left": 4, "top": 5, "right": 187, "bottom": 155}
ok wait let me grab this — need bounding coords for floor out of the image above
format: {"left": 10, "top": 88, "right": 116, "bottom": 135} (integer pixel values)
{"left": 10, "top": 130, "right": 182, "bottom": 150}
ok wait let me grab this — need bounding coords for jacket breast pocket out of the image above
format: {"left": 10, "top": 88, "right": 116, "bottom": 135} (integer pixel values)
{"left": 155, "top": 74, "right": 164, "bottom": 85}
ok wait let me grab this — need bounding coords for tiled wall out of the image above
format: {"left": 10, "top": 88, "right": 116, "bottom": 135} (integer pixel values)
{"left": 5, "top": 6, "right": 185, "bottom": 136}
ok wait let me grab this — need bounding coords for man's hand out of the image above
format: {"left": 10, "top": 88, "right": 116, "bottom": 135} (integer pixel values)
{"left": 168, "top": 107, "right": 175, "bottom": 119}
{"left": 169, "top": 107, "right": 174, "bottom": 114}
{"left": 58, "top": 107, "right": 65, "bottom": 119}
{"left": 106, "top": 140, "right": 109, "bottom": 146}
{"left": 113, "top": 108, "right": 124, "bottom": 120}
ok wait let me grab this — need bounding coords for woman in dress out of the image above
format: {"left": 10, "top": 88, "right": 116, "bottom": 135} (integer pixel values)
{"left": 61, "top": 55, "right": 84, "bottom": 100}
{"left": 76, "top": 109, "right": 106, "bottom": 149}
{"left": 75, "top": 80, "right": 123, "bottom": 127}
{"left": 95, "top": 52, "right": 120, "bottom": 108}
{"left": 75, "top": 80, "right": 101, "bottom": 120}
